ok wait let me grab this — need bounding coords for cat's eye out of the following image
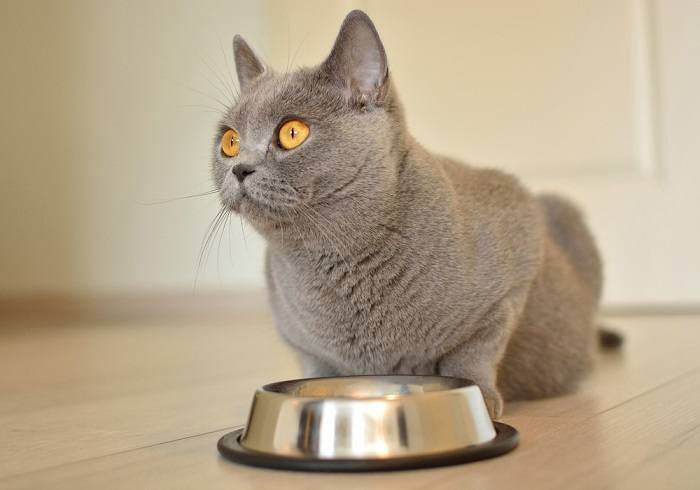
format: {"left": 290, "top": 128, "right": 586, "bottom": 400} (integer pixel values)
{"left": 220, "top": 128, "right": 240, "bottom": 157}
{"left": 278, "top": 119, "right": 309, "bottom": 150}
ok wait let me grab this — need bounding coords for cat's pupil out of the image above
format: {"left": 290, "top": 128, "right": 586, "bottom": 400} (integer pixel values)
{"left": 291, "top": 127, "right": 296, "bottom": 138}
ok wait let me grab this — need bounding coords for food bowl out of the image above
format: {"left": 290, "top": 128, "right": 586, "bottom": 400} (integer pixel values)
{"left": 218, "top": 375, "right": 518, "bottom": 472}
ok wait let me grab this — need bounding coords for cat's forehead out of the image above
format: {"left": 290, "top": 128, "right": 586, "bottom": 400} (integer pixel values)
{"left": 226, "top": 69, "right": 343, "bottom": 131}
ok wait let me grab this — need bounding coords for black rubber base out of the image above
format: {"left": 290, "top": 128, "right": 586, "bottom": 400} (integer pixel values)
{"left": 217, "top": 422, "right": 519, "bottom": 472}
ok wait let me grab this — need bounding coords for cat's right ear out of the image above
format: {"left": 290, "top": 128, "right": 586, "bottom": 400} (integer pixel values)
{"left": 233, "top": 35, "right": 266, "bottom": 92}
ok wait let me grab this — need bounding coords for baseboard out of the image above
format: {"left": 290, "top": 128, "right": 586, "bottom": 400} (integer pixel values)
{"left": 0, "top": 289, "right": 271, "bottom": 323}
{"left": 1, "top": 290, "right": 698, "bottom": 323}
{"left": 601, "top": 303, "right": 700, "bottom": 317}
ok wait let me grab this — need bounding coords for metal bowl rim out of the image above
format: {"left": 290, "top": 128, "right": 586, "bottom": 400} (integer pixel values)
{"left": 258, "top": 374, "right": 480, "bottom": 401}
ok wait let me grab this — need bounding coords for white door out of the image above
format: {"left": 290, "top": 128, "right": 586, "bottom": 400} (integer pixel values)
{"left": 262, "top": 0, "right": 700, "bottom": 308}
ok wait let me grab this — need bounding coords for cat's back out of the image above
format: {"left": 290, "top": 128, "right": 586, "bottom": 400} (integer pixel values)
{"left": 405, "top": 152, "right": 546, "bottom": 299}
{"left": 433, "top": 155, "right": 543, "bottom": 243}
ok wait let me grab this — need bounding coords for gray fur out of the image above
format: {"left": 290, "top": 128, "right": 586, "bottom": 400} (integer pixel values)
{"left": 212, "top": 10, "right": 602, "bottom": 418}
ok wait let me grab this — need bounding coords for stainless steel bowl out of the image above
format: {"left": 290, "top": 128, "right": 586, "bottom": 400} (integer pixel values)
{"left": 218, "top": 375, "right": 518, "bottom": 472}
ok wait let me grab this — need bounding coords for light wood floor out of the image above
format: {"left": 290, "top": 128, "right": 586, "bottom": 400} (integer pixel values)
{"left": 1, "top": 311, "right": 699, "bottom": 489}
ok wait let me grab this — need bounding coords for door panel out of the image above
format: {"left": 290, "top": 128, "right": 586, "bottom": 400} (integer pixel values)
{"left": 264, "top": 0, "right": 700, "bottom": 305}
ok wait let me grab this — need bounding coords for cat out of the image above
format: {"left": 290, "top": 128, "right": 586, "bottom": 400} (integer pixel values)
{"left": 211, "top": 10, "right": 619, "bottom": 418}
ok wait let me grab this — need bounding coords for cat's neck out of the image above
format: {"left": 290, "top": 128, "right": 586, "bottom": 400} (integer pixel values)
{"left": 269, "top": 204, "right": 404, "bottom": 267}
{"left": 266, "top": 140, "right": 437, "bottom": 268}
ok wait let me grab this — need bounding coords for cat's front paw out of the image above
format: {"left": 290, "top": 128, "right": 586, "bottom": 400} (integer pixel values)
{"left": 479, "top": 385, "right": 504, "bottom": 420}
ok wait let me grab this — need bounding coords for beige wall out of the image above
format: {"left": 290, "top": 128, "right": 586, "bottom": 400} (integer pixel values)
{"left": 1, "top": 1, "right": 698, "bottom": 306}
{"left": 1, "top": 0, "right": 269, "bottom": 295}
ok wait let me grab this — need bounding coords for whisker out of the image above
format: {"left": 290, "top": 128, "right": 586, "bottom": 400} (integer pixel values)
{"left": 250, "top": 192, "right": 297, "bottom": 207}
{"left": 200, "top": 69, "right": 235, "bottom": 107}
{"left": 194, "top": 206, "right": 228, "bottom": 290}
{"left": 198, "top": 55, "right": 234, "bottom": 104}
{"left": 296, "top": 204, "right": 352, "bottom": 276}
{"left": 300, "top": 201, "right": 356, "bottom": 246}
{"left": 290, "top": 27, "right": 312, "bottom": 71}
{"left": 280, "top": 207, "right": 285, "bottom": 249}
{"left": 181, "top": 103, "right": 227, "bottom": 115}
{"left": 239, "top": 215, "right": 248, "bottom": 252}
{"left": 178, "top": 82, "right": 231, "bottom": 112}
{"left": 226, "top": 211, "right": 234, "bottom": 268}
{"left": 201, "top": 54, "right": 237, "bottom": 106}
{"left": 215, "top": 208, "right": 230, "bottom": 283}
{"left": 138, "top": 189, "right": 219, "bottom": 206}
{"left": 289, "top": 209, "right": 313, "bottom": 264}
{"left": 285, "top": 9, "right": 291, "bottom": 73}
{"left": 218, "top": 36, "right": 241, "bottom": 101}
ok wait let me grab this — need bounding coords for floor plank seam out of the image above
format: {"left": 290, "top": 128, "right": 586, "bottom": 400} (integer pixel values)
{"left": 0, "top": 425, "right": 241, "bottom": 482}
{"left": 675, "top": 422, "right": 700, "bottom": 448}
{"left": 587, "top": 365, "right": 700, "bottom": 419}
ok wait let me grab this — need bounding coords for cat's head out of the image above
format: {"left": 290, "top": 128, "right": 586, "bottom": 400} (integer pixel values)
{"left": 211, "top": 10, "right": 405, "bottom": 241}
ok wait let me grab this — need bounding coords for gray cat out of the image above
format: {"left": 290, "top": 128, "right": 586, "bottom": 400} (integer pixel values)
{"left": 211, "top": 10, "right": 619, "bottom": 418}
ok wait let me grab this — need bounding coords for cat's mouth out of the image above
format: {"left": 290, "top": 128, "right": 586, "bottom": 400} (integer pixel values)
{"left": 221, "top": 186, "right": 246, "bottom": 213}
{"left": 224, "top": 185, "right": 294, "bottom": 230}
{"left": 217, "top": 172, "right": 301, "bottom": 233}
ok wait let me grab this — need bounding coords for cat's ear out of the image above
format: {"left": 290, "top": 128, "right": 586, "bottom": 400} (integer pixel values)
{"left": 233, "top": 35, "right": 266, "bottom": 92}
{"left": 321, "top": 10, "right": 389, "bottom": 107}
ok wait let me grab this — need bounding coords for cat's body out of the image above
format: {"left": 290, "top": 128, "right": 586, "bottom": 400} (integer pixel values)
{"left": 265, "top": 145, "right": 600, "bottom": 412}
{"left": 213, "top": 11, "right": 608, "bottom": 417}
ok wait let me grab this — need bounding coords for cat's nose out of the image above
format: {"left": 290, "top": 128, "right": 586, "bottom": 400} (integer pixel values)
{"left": 232, "top": 164, "right": 255, "bottom": 183}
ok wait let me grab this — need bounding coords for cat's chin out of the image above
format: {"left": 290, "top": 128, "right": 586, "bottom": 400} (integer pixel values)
{"left": 232, "top": 196, "right": 293, "bottom": 235}
{"left": 227, "top": 195, "right": 243, "bottom": 214}
{"left": 221, "top": 187, "right": 247, "bottom": 214}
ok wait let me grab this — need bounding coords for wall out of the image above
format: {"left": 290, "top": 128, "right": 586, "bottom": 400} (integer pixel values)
{"left": 1, "top": 0, "right": 698, "bottom": 306}
{"left": 1, "top": 0, "right": 269, "bottom": 295}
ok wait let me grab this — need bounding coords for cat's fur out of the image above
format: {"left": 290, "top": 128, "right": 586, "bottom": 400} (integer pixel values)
{"left": 212, "top": 11, "right": 605, "bottom": 418}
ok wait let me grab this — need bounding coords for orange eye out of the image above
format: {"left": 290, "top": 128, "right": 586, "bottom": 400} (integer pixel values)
{"left": 220, "top": 128, "right": 240, "bottom": 157}
{"left": 278, "top": 119, "right": 309, "bottom": 150}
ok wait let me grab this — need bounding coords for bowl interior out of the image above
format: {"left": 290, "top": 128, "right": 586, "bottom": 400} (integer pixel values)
{"left": 262, "top": 375, "right": 474, "bottom": 399}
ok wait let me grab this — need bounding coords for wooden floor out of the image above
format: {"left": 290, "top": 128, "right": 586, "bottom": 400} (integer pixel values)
{"left": 1, "top": 311, "right": 699, "bottom": 489}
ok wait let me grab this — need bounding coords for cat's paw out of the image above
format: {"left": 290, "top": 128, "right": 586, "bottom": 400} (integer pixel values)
{"left": 479, "top": 385, "right": 504, "bottom": 420}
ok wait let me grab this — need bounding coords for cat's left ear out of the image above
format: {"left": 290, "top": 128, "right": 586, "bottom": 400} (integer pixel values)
{"left": 321, "top": 10, "right": 389, "bottom": 108}
{"left": 233, "top": 35, "right": 266, "bottom": 92}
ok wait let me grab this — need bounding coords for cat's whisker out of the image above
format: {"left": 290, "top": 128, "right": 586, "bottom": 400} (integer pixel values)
{"left": 247, "top": 189, "right": 298, "bottom": 210}
{"left": 204, "top": 50, "right": 238, "bottom": 106}
{"left": 138, "top": 189, "right": 219, "bottom": 206}
{"left": 299, "top": 201, "right": 356, "bottom": 248}
{"left": 289, "top": 28, "right": 312, "bottom": 73}
{"left": 215, "top": 46, "right": 239, "bottom": 105}
{"left": 290, "top": 209, "right": 314, "bottom": 264}
{"left": 215, "top": 208, "right": 230, "bottom": 282}
{"left": 181, "top": 103, "right": 227, "bottom": 115}
{"left": 280, "top": 206, "right": 286, "bottom": 249}
{"left": 249, "top": 176, "right": 357, "bottom": 255}
{"left": 226, "top": 209, "right": 235, "bottom": 268}
{"left": 285, "top": 10, "right": 291, "bottom": 73}
{"left": 217, "top": 36, "right": 241, "bottom": 101}
{"left": 180, "top": 83, "right": 231, "bottom": 112}
{"left": 197, "top": 208, "right": 226, "bottom": 273}
{"left": 194, "top": 206, "right": 229, "bottom": 291}
{"left": 239, "top": 215, "right": 248, "bottom": 252}
{"left": 198, "top": 55, "right": 236, "bottom": 106}
{"left": 296, "top": 204, "right": 353, "bottom": 276}
{"left": 213, "top": 208, "right": 232, "bottom": 283}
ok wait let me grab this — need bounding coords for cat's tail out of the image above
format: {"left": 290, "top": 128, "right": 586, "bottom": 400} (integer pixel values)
{"left": 598, "top": 326, "right": 624, "bottom": 349}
